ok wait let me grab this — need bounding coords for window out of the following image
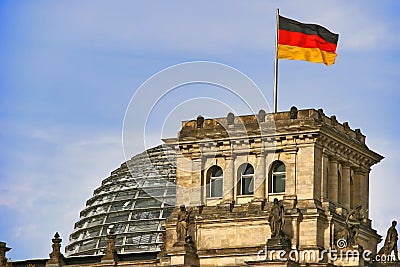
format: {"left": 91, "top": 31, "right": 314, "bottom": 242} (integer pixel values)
{"left": 105, "top": 213, "right": 129, "bottom": 223}
{"left": 270, "top": 161, "right": 286, "bottom": 193}
{"left": 238, "top": 164, "right": 254, "bottom": 195}
{"left": 207, "top": 166, "right": 223, "bottom": 198}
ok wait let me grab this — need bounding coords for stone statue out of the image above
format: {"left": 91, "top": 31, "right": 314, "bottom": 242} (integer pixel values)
{"left": 269, "top": 198, "right": 284, "bottom": 238}
{"left": 317, "top": 108, "right": 325, "bottom": 122}
{"left": 184, "top": 235, "right": 196, "bottom": 253}
{"left": 378, "top": 221, "right": 399, "bottom": 261}
{"left": 289, "top": 106, "right": 298, "bottom": 119}
{"left": 196, "top": 115, "right": 204, "bottom": 128}
{"left": 227, "top": 112, "right": 235, "bottom": 125}
{"left": 345, "top": 205, "right": 365, "bottom": 246}
{"left": 258, "top": 109, "right": 266, "bottom": 122}
{"left": 176, "top": 205, "right": 189, "bottom": 242}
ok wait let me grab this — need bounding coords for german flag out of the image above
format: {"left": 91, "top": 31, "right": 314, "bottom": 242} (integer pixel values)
{"left": 278, "top": 16, "right": 339, "bottom": 66}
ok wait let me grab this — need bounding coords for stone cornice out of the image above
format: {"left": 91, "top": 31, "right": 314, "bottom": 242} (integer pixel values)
{"left": 317, "top": 127, "right": 383, "bottom": 168}
{"left": 164, "top": 108, "right": 384, "bottom": 169}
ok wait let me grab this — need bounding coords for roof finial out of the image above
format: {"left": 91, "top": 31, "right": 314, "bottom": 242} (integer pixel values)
{"left": 46, "top": 232, "right": 64, "bottom": 266}
{"left": 0, "top": 242, "right": 11, "bottom": 267}
{"left": 102, "top": 226, "right": 118, "bottom": 262}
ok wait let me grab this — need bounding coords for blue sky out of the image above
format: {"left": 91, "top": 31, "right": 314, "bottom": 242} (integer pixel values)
{"left": 1, "top": 1, "right": 399, "bottom": 260}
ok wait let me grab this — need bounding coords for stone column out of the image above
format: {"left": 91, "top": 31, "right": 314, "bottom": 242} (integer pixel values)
{"left": 176, "top": 154, "right": 194, "bottom": 206}
{"left": 353, "top": 169, "right": 364, "bottom": 209}
{"left": 190, "top": 158, "right": 203, "bottom": 206}
{"left": 328, "top": 158, "right": 339, "bottom": 205}
{"left": 291, "top": 214, "right": 300, "bottom": 250}
{"left": 342, "top": 164, "right": 351, "bottom": 211}
{"left": 254, "top": 153, "right": 266, "bottom": 201}
{"left": 361, "top": 171, "right": 370, "bottom": 218}
{"left": 321, "top": 153, "right": 329, "bottom": 202}
{"left": 285, "top": 150, "right": 297, "bottom": 196}
{"left": 265, "top": 153, "right": 273, "bottom": 199}
{"left": 222, "top": 155, "right": 235, "bottom": 203}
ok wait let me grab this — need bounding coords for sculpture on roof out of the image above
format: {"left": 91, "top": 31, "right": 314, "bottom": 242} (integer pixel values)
{"left": 176, "top": 205, "right": 190, "bottom": 242}
{"left": 378, "top": 220, "right": 399, "bottom": 261}
{"left": 346, "top": 205, "right": 365, "bottom": 246}
{"left": 269, "top": 198, "right": 284, "bottom": 238}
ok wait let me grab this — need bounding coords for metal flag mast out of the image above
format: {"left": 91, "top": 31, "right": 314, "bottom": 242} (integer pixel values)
{"left": 273, "top": 8, "right": 279, "bottom": 113}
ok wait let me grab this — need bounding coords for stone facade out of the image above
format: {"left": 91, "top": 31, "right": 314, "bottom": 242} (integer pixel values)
{"left": 160, "top": 108, "right": 386, "bottom": 266}
{"left": 3, "top": 108, "right": 399, "bottom": 267}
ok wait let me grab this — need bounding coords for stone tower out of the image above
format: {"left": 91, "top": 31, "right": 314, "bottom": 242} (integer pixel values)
{"left": 160, "top": 108, "right": 384, "bottom": 266}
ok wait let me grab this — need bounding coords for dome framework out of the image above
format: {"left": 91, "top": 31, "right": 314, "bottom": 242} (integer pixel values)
{"left": 66, "top": 145, "right": 176, "bottom": 256}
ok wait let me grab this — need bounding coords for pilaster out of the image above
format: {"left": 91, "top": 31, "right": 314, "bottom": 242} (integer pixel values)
{"left": 254, "top": 153, "right": 266, "bottom": 201}
{"left": 190, "top": 157, "right": 203, "bottom": 206}
{"left": 328, "top": 157, "right": 339, "bottom": 205}
{"left": 321, "top": 152, "right": 329, "bottom": 202}
{"left": 361, "top": 170, "right": 370, "bottom": 218}
{"left": 342, "top": 164, "right": 351, "bottom": 211}
{"left": 353, "top": 169, "right": 364, "bottom": 209}
{"left": 222, "top": 155, "right": 235, "bottom": 204}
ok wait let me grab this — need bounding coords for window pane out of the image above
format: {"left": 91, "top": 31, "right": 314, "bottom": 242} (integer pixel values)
{"left": 241, "top": 177, "right": 254, "bottom": 195}
{"left": 87, "top": 216, "right": 105, "bottom": 227}
{"left": 273, "top": 174, "right": 285, "bottom": 193}
{"left": 109, "top": 202, "right": 129, "bottom": 212}
{"left": 105, "top": 213, "right": 129, "bottom": 223}
{"left": 274, "top": 162, "right": 285, "bottom": 172}
{"left": 126, "top": 234, "right": 141, "bottom": 245}
{"left": 141, "top": 234, "right": 151, "bottom": 244}
{"left": 162, "top": 208, "right": 173, "bottom": 218}
{"left": 210, "top": 178, "right": 223, "bottom": 197}
{"left": 85, "top": 227, "right": 100, "bottom": 238}
{"left": 114, "top": 191, "right": 135, "bottom": 201}
{"left": 212, "top": 167, "right": 223, "bottom": 177}
{"left": 80, "top": 239, "right": 97, "bottom": 250}
{"left": 243, "top": 164, "right": 254, "bottom": 175}
{"left": 135, "top": 198, "right": 162, "bottom": 208}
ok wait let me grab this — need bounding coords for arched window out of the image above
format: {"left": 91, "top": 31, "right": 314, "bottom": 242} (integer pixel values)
{"left": 270, "top": 161, "right": 286, "bottom": 193}
{"left": 207, "top": 166, "right": 223, "bottom": 198}
{"left": 238, "top": 164, "right": 254, "bottom": 195}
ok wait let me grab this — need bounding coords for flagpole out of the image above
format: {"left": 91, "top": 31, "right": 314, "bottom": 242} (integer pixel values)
{"left": 273, "top": 8, "right": 279, "bottom": 113}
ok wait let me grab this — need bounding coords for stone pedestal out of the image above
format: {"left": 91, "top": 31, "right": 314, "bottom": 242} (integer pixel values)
{"left": 217, "top": 202, "right": 234, "bottom": 212}
{"left": 266, "top": 237, "right": 291, "bottom": 252}
{"left": 267, "top": 238, "right": 287, "bottom": 251}
{"left": 333, "top": 246, "right": 366, "bottom": 267}
{"left": 249, "top": 199, "right": 265, "bottom": 212}
{"left": 160, "top": 244, "right": 199, "bottom": 267}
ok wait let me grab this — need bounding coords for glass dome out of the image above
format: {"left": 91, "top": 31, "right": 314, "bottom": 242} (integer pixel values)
{"left": 65, "top": 145, "right": 176, "bottom": 256}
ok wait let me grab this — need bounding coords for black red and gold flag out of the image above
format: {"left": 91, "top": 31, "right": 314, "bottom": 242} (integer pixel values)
{"left": 278, "top": 16, "right": 339, "bottom": 66}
